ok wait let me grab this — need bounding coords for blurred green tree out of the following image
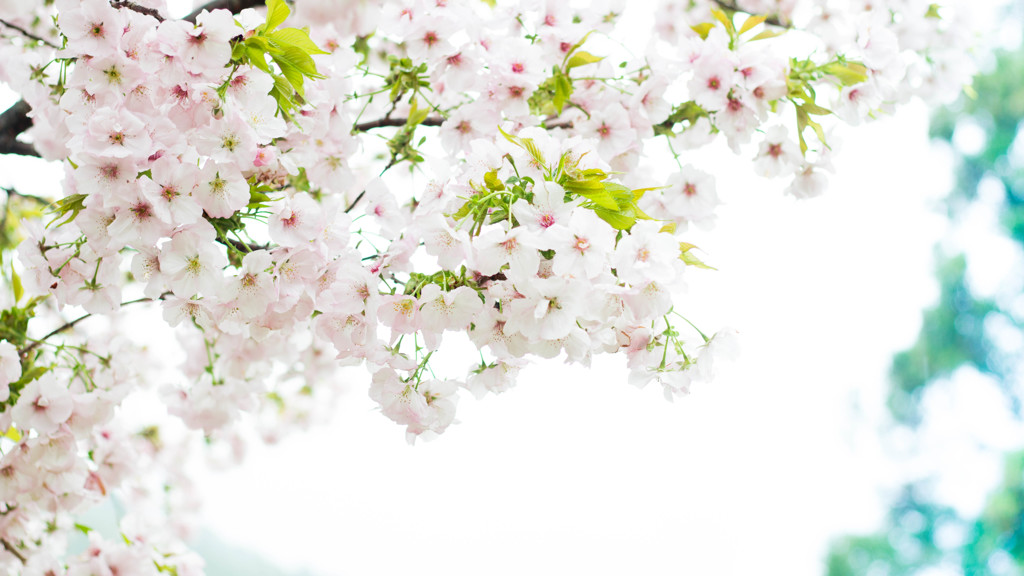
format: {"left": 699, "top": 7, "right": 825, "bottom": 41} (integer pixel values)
{"left": 826, "top": 9, "right": 1024, "bottom": 575}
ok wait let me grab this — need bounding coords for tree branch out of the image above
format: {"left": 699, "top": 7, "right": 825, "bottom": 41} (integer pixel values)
{"left": 0, "top": 100, "right": 39, "bottom": 158}
{"left": 110, "top": 1, "right": 165, "bottom": 21}
{"left": 185, "top": 0, "right": 265, "bottom": 23}
{"left": 1, "top": 538, "right": 26, "bottom": 564}
{"left": 19, "top": 295, "right": 168, "bottom": 357}
{"left": 0, "top": 18, "right": 60, "bottom": 49}
{"left": 708, "top": 0, "right": 790, "bottom": 28}
{"left": 352, "top": 116, "right": 445, "bottom": 132}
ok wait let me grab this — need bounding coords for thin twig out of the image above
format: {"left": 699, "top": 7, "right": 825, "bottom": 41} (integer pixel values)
{"left": 0, "top": 18, "right": 60, "bottom": 49}
{"left": 1, "top": 538, "right": 26, "bottom": 564}
{"left": 345, "top": 190, "right": 366, "bottom": 213}
{"left": 214, "top": 236, "right": 268, "bottom": 253}
{"left": 19, "top": 295, "right": 167, "bottom": 357}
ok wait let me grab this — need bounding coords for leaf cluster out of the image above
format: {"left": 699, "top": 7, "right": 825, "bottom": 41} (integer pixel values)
{"left": 229, "top": 0, "right": 329, "bottom": 121}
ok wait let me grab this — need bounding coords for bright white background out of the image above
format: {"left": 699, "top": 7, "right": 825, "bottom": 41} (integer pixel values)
{"left": 194, "top": 104, "right": 956, "bottom": 575}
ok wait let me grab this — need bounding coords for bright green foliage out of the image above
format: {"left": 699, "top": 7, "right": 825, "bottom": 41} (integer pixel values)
{"left": 529, "top": 33, "right": 603, "bottom": 117}
{"left": 229, "top": 0, "right": 329, "bottom": 121}
{"left": 888, "top": 256, "right": 996, "bottom": 424}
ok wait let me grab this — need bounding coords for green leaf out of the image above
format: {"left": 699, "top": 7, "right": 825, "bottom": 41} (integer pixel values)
{"left": 679, "top": 242, "right": 716, "bottom": 270}
{"left": 11, "top": 265, "right": 22, "bottom": 304}
{"left": 406, "top": 97, "right": 430, "bottom": 127}
{"left": 690, "top": 22, "right": 714, "bottom": 40}
{"left": 74, "top": 523, "right": 92, "bottom": 535}
{"left": 264, "top": 0, "right": 290, "bottom": 33}
{"left": 2, "top": 426, "right": 20, "bottom": 442}
{"left": 553, "top": 72, "right": 573, "bottom": 114}
{"left": 738, "top": 14, "right": 767, "bottom": 35}
{"left": 748, "top": 28, "right": 785, "bottom": 41}
{"left": 47, "top": 193, "right": 88, "bottom": 228}
{"left": 269, "top": 27, "right": 330, "bottom": 55}
{"left": 484, "top": 170, "right": 505, "bottom": 191}
{"left": 593, "top": 207, "right": 635, "bottom": 231}
{"left": 709, "top": 8, "right": 735, "bottom": 37}
{"left": 246, "top": 44, "right": 271, "bottom": 73}
{"left": 566, "top": 50, "right": 603, "bottom": 70}
{"left": 576, "top": 189, "right": 619, "bottom": 210}
{"left": 801, "top": 100, "right": 832, "bottom": 115}
{"left": 822, "top": 62, "right": 869, "bottom": 86}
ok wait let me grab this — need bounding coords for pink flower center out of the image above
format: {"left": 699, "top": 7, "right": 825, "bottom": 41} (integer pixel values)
{"left": 539, "top": 213, "right": 556, "bottom": 228}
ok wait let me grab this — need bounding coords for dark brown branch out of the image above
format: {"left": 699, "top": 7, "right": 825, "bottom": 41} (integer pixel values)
{"left": 185, "top": 0, "right": 266, "bottom": 23}
{"left": 215, "top": 235, "right": 270, "bottom": 253}
{"left": 2, "top": 187, "right": 50, "bottom": 206}
{"left": 353, "top": 117, "right": 445, "bottom": 131}
{"left": 110, "top": 1, "right": 165, "bottom": 21}
{"left": 0, "top": 18, "right": 60, "bottom": 49}
{"left": 1, "top": 538, "right": 26, "bottom": 564}
{"left": 709, "top": 0, "right": 790, "bottom": 28}
{"left": 0, "top": 100, "right": 39, "bottom": 158}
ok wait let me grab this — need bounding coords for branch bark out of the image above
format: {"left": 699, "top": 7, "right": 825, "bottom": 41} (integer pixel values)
{"left": 184, "top": 0, "right": 265, "bottom": 23}
{"left": 1, "top": 538, "right": 26, "bottom": 564}
{"left": 0, "top": 100, "right": 40, "bottom": 158}
{"left": 0, "top": 18, "right": 60, "bottom": 49}
{"left": 110, "top": 1, "right": 164, "bottom": 21}
{"left": 352, "top": 116, "right": 445, "bottom": 131}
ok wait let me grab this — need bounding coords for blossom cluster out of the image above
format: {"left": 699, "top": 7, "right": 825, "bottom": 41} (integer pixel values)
{"left": 0, "top": 0, "right": 974, "bottom": 572}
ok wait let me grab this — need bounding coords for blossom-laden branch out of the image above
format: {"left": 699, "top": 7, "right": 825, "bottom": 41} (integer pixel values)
{"left": 0, "top": 0, "right": 269, "bottom": 156}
